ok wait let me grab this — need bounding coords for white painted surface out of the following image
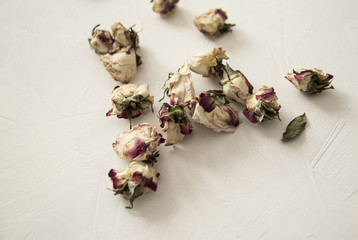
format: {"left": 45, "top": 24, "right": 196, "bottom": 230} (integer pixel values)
{"left": 1, "top": 0, "right": 358, "bottom": 239}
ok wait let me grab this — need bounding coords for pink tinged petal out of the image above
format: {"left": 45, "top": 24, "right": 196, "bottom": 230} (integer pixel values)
{"left": 169, "top": 95, "right": 177, "bottom": 106}
{"left": 294, "top": 75, "right": 304, "bottom": 84}
{"left": 179, "top": 123, "right": 192, "bottom": 135}
{"left": 223, "top": 107, "right": 240, "bottom": 127}
{"left": 156, "top": 172, "right": 160, "bottom": 178}
{"left": 108, "top": 169, "right": 121, "bottom": 189}
{"left": 131, "top": 171, "right": 143, "bottom": 184}
{"left": 244, "top": 76, "right": 254, "bottom": 94}
{"left": 113, "top": 85, "right": 120, "bottom": 91}
{"left": 98, "top": 31, "right": 110, "bottom": 43}
{"left": 158, "top": 134, "right": 165, "bottom": 145}
{"left": 323, "top": 74, "right": 334, "bottom": 82}
{"left": 144, "top": 180, "right": 157, "bottom": 192}
{"left": 112, "top": 140, "right": 119, "bottom": 147}
{"left": 160, "top": 108, "right": 169, "bottom": 117}
{"left": 199, "top": 92, "right": 216, "bottom": 112}
{"left": 255, "top": 87, "right": 276, "bottom": 102}
{"left": 117, "top": 111, "right": 129, "bottom": 119}
{"left": 128, "top": 139, "right": 148, "bottom": 159}
{"left": 131, "top": 110, "right": 142, "bottom": 119}
{"left": 243, "top": 109, "right": 258, "bottom": 124}
{"left": 106, "top": 108, "right": 113, "bottom": 117}
{"left": 215, "top": 9, "right": 228, "bottom": 20}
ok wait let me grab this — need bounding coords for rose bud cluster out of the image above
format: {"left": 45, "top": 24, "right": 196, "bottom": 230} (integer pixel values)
{"left": 108, "top": 161, "right": 160, "bottom": 209}
{"left": 285, "top": 68, "right": 334, "bottom": 94}
{"left": 220, "top": 63, "right": 254, "bottom": 105}
{"left": 191, "top": 90, "right": 240, "bottom": 132}
{"left": 163, "top": 64, "right": 195, "bottom": 106}
{"left": 151, "top": 0, "right": 179, "bottom": 15}
{"left": 88, "top": 24, "right": 114, "bottom": 54}
{"left": 194, "top": 8, "right": 235, "bottom": 38}
{"left": 88, "top": 22, "right": 142, "bottom": 83}
{"left": 159, "top": 103, "right": 193, "bottom": 146}
{"left": 186, "top": 47, "right": 229, "bottom": 78}
{"left": 112, "top": 123, "right": 164, "bottom": 164}
{"left": 243, "top": 86, "right": 281, "bottom": 124}
{"left": 106, "top": 83, "right": 154, "bottom": 127}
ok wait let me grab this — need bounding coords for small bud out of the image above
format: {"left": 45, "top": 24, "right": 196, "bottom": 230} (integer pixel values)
{"left": 100, "top": 47, "right": 137, "bottom": 83}
{"left": 106, "top": 83, "right": 154, "bottom": 127}
{"left": 151, "top": 0, "right": 179, "bottom": 15}
{"left": 221, "top": 63, "right": 253, "bottom": 105}
{"left": 194, "top": 9, "right": 235, "bottom": 37}
{"left": 191, "top": 90, "right": 240, "bottom": 132}
{"left": 186, "top": 48, "right": 229, "bottom": 78}
{"left": 112, "top": 123, "right": 164, "bottom": 163}
{"left": 285, "top": 68, "right": 334, "bottom": 94}
{"left": 159, "top": 103, "right": 193, "bottom": 146}
{"left": 88, "top": 24, "right": 114, "bottom": 54}
{"left": 243, "top": 86, "right": 281, "bottom": 124}
{"left": 111, "top": 22, "right": 139, "bottom": 49}
{"left": 108, "top": 161, "right": 160, "bottom": 208}
{"left": 165, "top": 64, "right": 195, "bottom": 106}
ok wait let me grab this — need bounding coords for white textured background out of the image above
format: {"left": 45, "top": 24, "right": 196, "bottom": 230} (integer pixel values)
{"left": 1, "top": 0, "right": 358, "bottom": 239}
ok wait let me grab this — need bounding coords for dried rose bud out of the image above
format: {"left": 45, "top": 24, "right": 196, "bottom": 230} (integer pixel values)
{"left": 100, "top": 46, "right": 137, "bottom": 83}
{"left": 243, "top": 86, "right": 281, "bottom": 124}
{"left": 88, "top": 24, "right": 114, "bottom": 54}
{"left": 190, "top": 90, "right": 240, "bottom": 132}
{"left": 194, "top": 9, "right": 235, "bottom": 37}
{"left": 108, "top": 161, "right": 160, "bottom": 209}
{"left": 162, "top": 64, "right": 195, "bottom": 106}
{"left": 285, "top": 68, "right": 334, "bottom": 94}
{"left": 159, "top": 103, "right": 192, "bottom": 146}
{"left": 151, "top": 0, "right": 179, "bottom": 15}
{"left": 111, "top": 22, "right": 139, "bottom": 49}
{"left": 106, "top": 83, "right": 154, "bottom": 127}
{"left": 220, "top": 63, "right": 253, "bottom": 105}
{"left": 186, "top": 47, "right": 229, "bottom": 78}
{"left": 112, "top": 123, "right": 164, "bottom": 164}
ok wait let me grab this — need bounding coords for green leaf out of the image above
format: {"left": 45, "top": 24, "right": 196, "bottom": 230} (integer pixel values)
{"left": 282, "top": 113, "right": 307, "bottom": 142}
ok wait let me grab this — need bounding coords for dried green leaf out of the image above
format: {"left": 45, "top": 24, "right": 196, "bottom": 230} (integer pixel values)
{"left": 282, "top": 113, "right": 307, "bottom": 142}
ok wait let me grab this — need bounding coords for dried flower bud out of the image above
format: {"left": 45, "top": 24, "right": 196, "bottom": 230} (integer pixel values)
{"left": 186, "top": 47, "right": 229, "bottom": 78}
{"left": 111, "top": 22, "right": 139, "bottom": 49}
{"left": 163, "top": 64, "right": 195, "bottom": 106}
{"left": 221, "top": 63, "right": 253, "bottom": 105}
{"left": 108, "top": 161, "right": 160, "bottom": 208}
{"left": 100, "top": 47, "right": 137, "bottom": 83}
{"left": 151, "top": 0, "right": 179, "bottom": 15}
{"left": 112, "top": 123, "right": 164, "bottom": 164}
{"left": 285, "top": 68, "right": 334, "bottom": 94}
{"left": 88, "top": 24, "right": 114, "bottom": 54}
{"left": 159, "top": 103, "right": 192, "bottom": 146}
{"left": 106, "top": 83, "right": 154, "bottom": 127}
{"left": 190, "top": 90, "right": 240, "bottom": 132}
{"left": 194, "top": 9, "right": 235, "bottom": 37}
{"left": 243, "top": 86, "right": 281, "bottom": 124}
